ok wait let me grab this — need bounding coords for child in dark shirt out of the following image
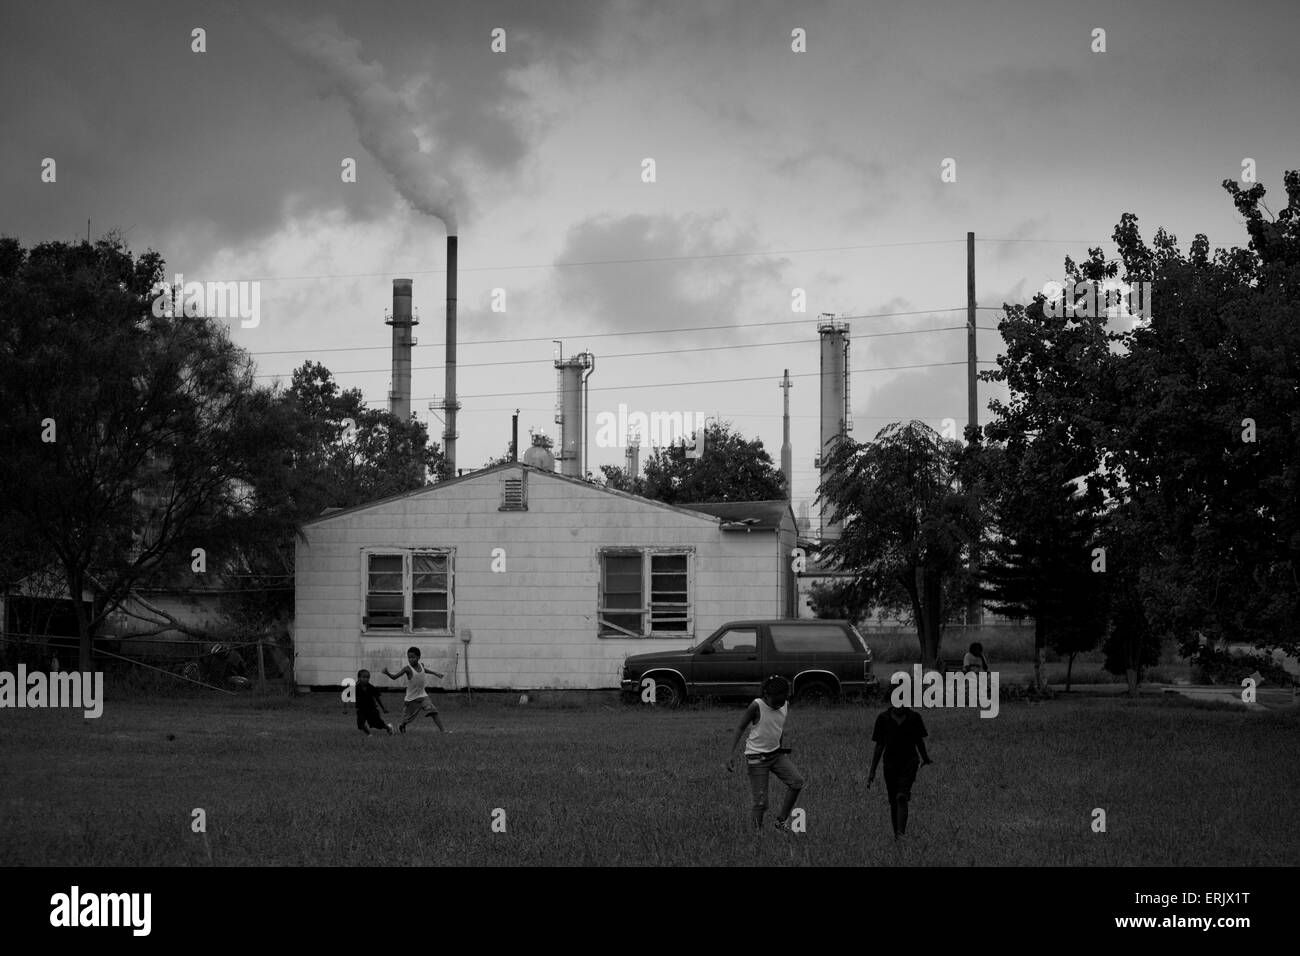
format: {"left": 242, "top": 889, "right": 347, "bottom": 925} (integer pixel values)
{"left": 354, "top": 669, "right": 393, "bottom": 736}
{"left": 868, "top": 701, "right": 932, "bottom": 838}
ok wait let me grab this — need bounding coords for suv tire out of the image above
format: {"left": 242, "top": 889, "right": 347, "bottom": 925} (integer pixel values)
{"left": 795, "top": 678, "right": 838, "bottom": 706}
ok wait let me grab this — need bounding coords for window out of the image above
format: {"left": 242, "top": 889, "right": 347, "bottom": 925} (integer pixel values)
{"left": 598, "top": 549, "right": 692, "bottom": 637}
{"left": 711, "top": 627, "right": 758, "bottom": 653}
{"left": 769, "top": 623, "right": 853, "bottom": 653}
{"left": 363, "top": 550, "right": 453, "bottom": 632}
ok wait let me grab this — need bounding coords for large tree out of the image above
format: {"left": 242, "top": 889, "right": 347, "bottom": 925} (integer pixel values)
{"left": 818, "top": 421, "right": 979, "bottom": 670}
{"left": 611, "top": 421, "right": 785, "bottom": 505}
{"left": 0, "top": 236, "right": 303, "bottom": 671}
{"left": 982, "top": 171, "right": 1300, "bottom": 661}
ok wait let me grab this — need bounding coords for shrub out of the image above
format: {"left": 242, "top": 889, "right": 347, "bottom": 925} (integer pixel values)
{"left": 1191, "top": 646, "right": 1293, "bottom": 687}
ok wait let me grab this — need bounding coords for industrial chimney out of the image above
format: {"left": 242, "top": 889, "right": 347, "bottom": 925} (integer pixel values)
{"left": 625, "top": 429, "right": 640, "bottom": 478}
{"left": 817, "top": 316, "right": 852, "bottom": 540}
{"left": 444, "top": 235, "right": 460, "bottom": 476}
{"left": 386, "top": 279, "right": 417, "bottom": 421}
{"left": 554, "top": 348, "right": 595, "bottom": 478}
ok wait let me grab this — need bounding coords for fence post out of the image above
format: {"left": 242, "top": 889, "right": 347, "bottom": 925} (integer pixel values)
{"left": 257, "top": 636, "right": 266, "bottom": 691}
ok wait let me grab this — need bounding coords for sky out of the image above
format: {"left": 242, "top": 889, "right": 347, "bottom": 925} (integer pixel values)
{"left": 3, "top": 0, "right": 1298, "bottom": 518}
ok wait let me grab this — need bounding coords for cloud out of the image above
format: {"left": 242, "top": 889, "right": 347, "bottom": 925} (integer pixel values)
{"left": 552, "top": 212, "right": 787, "bottom": 339}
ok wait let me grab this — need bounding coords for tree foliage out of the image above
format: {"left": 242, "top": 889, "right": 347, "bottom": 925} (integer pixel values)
{"left": 0, "top": 236, "right": 303, "bottom": 669}
{"left": 981, "top": 170, "right": 1300, "bottom": 666}
{"left": 818, "top": 421, "right": 979, "bottom": 669}
{"left": 630, "top": 421, "right": 786, "bottom": 505}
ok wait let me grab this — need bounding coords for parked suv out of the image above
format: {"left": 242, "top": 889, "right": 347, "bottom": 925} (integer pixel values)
{"left": 620, "top": 619, "right": 877, "bottom": 707}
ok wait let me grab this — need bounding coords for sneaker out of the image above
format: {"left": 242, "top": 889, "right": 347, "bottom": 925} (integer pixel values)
{"left": 775, "top": 818, "right": 795, "bottom": 834}
{"left": 386, "top": 723, "right": 394, "bottom": 735}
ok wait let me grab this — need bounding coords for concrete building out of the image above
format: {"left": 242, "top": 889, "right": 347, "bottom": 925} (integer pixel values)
{"left": 292, "top": 463, "right": 797, "bottom": 691}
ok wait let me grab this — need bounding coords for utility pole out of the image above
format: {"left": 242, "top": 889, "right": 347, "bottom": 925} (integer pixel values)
{"left": 779, "top": 369, "right": 793, "bottom": 500}
{"left": 967, "top": 231, "right": 982, "bottom": 627}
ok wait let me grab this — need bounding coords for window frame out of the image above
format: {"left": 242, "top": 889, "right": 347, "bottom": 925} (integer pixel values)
{"left": 360, "top": 547, "right": 455, "bottom": 635}
{"left": 597, "top": 547, "right": 694, "bottom": 639}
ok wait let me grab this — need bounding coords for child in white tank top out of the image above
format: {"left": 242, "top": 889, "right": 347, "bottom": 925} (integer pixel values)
{"left": 726, "top": 676, "right": 805, "bottom": 832}
{"left": 384, "top": 646, "right": 451, "bottom": 734}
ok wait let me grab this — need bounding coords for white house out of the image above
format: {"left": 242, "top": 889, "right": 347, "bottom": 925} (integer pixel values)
{"left": 292, "top": 463, "right": 798, "bottom": 691}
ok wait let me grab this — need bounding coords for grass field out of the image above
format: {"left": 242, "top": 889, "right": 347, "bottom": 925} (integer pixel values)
{"left": 2, "top": 691, "right": 1296, "bottom": 867}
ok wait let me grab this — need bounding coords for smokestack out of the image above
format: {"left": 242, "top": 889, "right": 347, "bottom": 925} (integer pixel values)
{"left": 554, "top": 350, "right": 594, "bottom": 478}
{"left": 386, "top": 278, "right": 416, "bottom": 421}
{"left": 818, "top": 316, "right": 851, "bottom": 540}
{"left": 780, "top": 369, "right": 793, "bottom": 500}
{"left": 625, "top": 430, "right": 640, "bottom": 478}
{"left": 444, "top": 235, "right": 459, "bottom": 475}
{"left": 511, "top": 409, "right": 519, "bottom": 463}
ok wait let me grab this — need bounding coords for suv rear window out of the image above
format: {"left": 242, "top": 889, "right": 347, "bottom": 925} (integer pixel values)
{"left": 769, "top": 623, "right": 854, "bottom": 653}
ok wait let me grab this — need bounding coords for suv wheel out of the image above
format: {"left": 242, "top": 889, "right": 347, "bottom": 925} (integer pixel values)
{"left": 795, "top": 679, "right": 837, "bottom": 706}
{"left": 647, "top": 675, "right": 685, "bottom": 708}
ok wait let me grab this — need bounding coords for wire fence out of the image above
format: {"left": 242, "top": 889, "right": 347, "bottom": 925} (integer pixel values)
{"left": 0, "top": 630, "right": 291, "bottom": 693}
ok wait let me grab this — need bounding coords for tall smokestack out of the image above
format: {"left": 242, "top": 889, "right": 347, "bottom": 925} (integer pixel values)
{"left": 554, "top": 350, "right": 594, "bottom": 478}
{"left": 386, "top": 278, "right": 416, "bottom": 421}
{"left": 780, "top": 369, "right": 793, "bottom": 500}
{"left": 817, "top": 316, "right": 851, "bottom": 540}
{"left": 444, "top": 235, "right": 459, "bottom": 475}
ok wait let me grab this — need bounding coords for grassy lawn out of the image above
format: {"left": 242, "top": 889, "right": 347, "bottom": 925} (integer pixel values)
{"left": 1, "top": 691, "right": 1295, "bottom": 866}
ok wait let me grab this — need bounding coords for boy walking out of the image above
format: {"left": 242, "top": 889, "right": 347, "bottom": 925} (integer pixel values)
{"left": 354, "top": 669, "right": 394, "bottom": 736}
{"left": 384, "top": 647, "right": 450, "bottom": 734}
{"left": 867, "top": 700, "right": 932, "bottom": 838}
{"left": 726, "top": 675, "right": 805, "bottom": 832}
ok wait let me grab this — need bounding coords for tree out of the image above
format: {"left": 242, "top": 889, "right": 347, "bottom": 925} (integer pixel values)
{"left": 807, "top": 577, "right": 875, "bottom": 624}
{"left": 286, "top": 361, "right": 447, "bottom": 507}
{"left": 0, "top": 236, "right": 304, "bottom": 671}
{"left": 818, "top": 421, "right": 979, "bottom": 670}
{"left": 976, "top": 443, "right": 1109, "bottom": 690}
{"left": 980, "top": 170, "right": 1300, "bottom": 668}
{"left": 636, "top": 421, "right": 786, "bottom": 504}
{"left": 599, "top": 463, "right": 645, "bottom": 496}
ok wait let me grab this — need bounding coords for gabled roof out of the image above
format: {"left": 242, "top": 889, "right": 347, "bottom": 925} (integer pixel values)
{"left": 678, "top": 500, "right": 795, "bottom": 532}
{"left": 301, "top": 463, "right": 787, "bottom": 529}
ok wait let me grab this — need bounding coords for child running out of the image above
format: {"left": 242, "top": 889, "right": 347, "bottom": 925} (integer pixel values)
{"left": 867, "top": 699, "right": 932, "bottom": 838}
{"left": 384, "top": 647, "right": 450, "bottom": 734}
{"left": 726, "top": 675, "right": 805, "bottom": 832}
{"left": 353, "top": 669, "right": 393, "bottom": 736}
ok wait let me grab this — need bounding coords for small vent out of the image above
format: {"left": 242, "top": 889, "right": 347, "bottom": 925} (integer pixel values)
{"left": 499, "top": 474, "right": 526, "bottom": 511}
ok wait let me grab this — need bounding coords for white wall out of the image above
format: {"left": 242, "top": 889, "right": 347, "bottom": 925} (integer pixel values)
{"left": 294, "top": 467, "right": 784, "bottom": 690}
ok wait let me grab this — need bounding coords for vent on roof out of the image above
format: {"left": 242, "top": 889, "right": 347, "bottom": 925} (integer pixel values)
{"left": 499, "top": 473, "right": 527, "bottom": 511}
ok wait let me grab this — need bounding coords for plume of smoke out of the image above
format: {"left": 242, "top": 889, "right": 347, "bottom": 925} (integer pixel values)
{"left": 267, "top": 15, "right": 460, "bottom": 234}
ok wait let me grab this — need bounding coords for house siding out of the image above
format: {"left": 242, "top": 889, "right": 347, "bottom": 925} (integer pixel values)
{"left": 294, "top": 466, "right": 786, "bottom": 690}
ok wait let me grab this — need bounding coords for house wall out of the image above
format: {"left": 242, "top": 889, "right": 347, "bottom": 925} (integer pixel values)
{"left": 294, "top": 467, "right": 784, "bottom": 690}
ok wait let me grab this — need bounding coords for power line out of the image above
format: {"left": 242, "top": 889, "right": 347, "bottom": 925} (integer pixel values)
{"left": 357, "top": 360, "right": 999, "bottom": 404}
{"left": 243, "top": 308, "right": 973, "bottom": 357}
{"left": 253, "top": 325, "right": 987, "bottom": 379}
